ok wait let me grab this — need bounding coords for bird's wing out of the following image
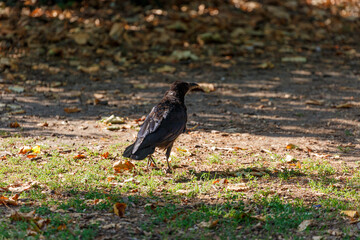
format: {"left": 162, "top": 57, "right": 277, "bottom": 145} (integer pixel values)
{"left": 132, "top": 103, "right": 186, "bottom": 154}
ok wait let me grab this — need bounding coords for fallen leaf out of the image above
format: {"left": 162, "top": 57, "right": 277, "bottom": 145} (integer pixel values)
{"left": 198, "top": 83, "right": 216, "bottom": 93}
{"left": 0, "top": 195, "right": 18, "bottom": 206}
{"left": 227, "top": 183, "right": 249, "bottom": 192}
{"left": 64, "top": 107, "right": 81, "bottom": 113}
{"left": 73, "top": 154, "right": 86, "bottom": 160}
{"left": 341, "top": 210, "right": 359, "bottom": 218}
{"left": 166, "top": 21, "right": 188, "bottom": 31}
{"left": 305, "top": 100, "right": 325, "bottom": 105}
{"left": 8, "top": 86, "right": 25, "bottom": 93}
{"left": 285, "top": 155, "right": 296, "bottom": 163}
{"left": 10, "top": 194, "right": 19, "bottom": 201}
{"left": 107, "top": 125, "right": 120, "bottom": 131}
{"left": 197, "top": 32, "right": 224, "bottom": 44}
{"left": 57, "top": 224, "right": 67, "bottom": 230}
{"left": 298, "top": 219, "right": 314, "bottom": 232}
{"left": 101, "top": 152, "right": 109, "bottom": 159}
{"left": 114, "top": 203, "right": 127, "bottom": 217}
{"left": 281, "top": 56, "right": 307, "bottom": 63}
{"left": 109, "top": 23, "right": 124, "bottom": 41}
{"left": 335, "top": 102, "right": 355, "bottom": 108}
{"left": 9, "top": 210, "right": 36, "bottom": 221}
{"left": 10, "top": 122, "right": 20, "bottom": 128}
{"left": 286, "top": 144, "right": 296, "bottom": 149}
{"left": 8, "top": 182, "right": 35, "bottom": 193}
{"left": 103, "top": 115, "right": 125, "bottom": 124}
{"left": 153, "top": 65, "right": 176, "bottom": 73}
{"left": 19, "top": 146, "right": 32, "bottom": 154}
{"left": 107, "top": 176, "right": 115, "bottom": 182}
{"left": 78, "top": 64, "right": 100, "bottom": 74}
{"left": 113, "top": 160, "right": 135, "bottom": 173}
{"left": 32, "top": 145, "right": 41, "bottom": 154}
{"left": 27, "top": 154, "right": 37, "bottom": 159}
{"left": 256, "top": 62, "right": 274, "bottom": 69}
{"left": 171, "top": 50, "right": 198, "bottom": 61}
{"left": 72, "top": 32, "right": 89, "bottom": 45}
{"left": 197, "top": 219, "right": 219, "bottom": 228}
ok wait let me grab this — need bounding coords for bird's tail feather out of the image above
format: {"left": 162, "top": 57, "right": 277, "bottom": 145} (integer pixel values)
{"left": 123, "top": 144, "right": 155, "bottom": 160}
{"left": 122, "top": 143, "right": 135, "bottom": 158}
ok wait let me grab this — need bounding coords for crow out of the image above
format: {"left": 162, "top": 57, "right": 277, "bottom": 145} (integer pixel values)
{"left": 123, "top": 81, "right": 202, "bottom": 172}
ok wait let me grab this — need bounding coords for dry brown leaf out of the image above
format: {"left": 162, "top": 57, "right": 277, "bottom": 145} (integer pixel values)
{"left": 0, "top": 195, "right": 18, "bottom": 206}
{"left": 114, "top": 203, "right": 127, "bottom": 217}
{"left": 198, "top": 83, "right": 216, "bottom": 93}
{"left": 73, "top": 154, "right": 86, "bottom": 160}
{"left": 19, "top": 146, "right": 32, "bottom": 155}
{"left": 57, "top": 224, "right": 67, "bottom": 230}
{"left": 341, "top": 210, "right": 359, "bottom": 218}
{"left": 101, "top": 152, "right": 109, "bottom": 159}
{"left": 298, "top": 219, "right": 314, "bottom": 232}
{"left": 9, "top": 122, "right": 20, "bottom": 128}
{"left": 335, "top": 102, "right": 355, "bottom": 108}
{"left": 78, "top": 64, "right": 100, "bottom": 74}
{"left": 113, "top": 160, "right": 135, "bottom": 173}
{"left": 9, "top": 210, "right": 36, "bottom": 221}
{"left": 305, "top": 100, "right": 325, "bottom": 105}
{"left": 72, "top": 32, "right": 89, "bottom": 45}
{"left": 197, "top": 219, "right": 219, "bottom": 229}
{"left": 109, "top": 23, "right": 124, "bottom": 41}
{"left": 153, "top": 65, "right": 176, "bottom": 73}
{"left": 227, "top": 183, "right": 249, "bottom": 192}
{"left": 8, "top": 182, "right": 35, "bottom": 193}
{"left": 64, "top": 107, "right": 81, "bottom": 113}
{"left": 257, "top": 62, "right": 274, "bottom": 69}
{"left": 286, "top": 144, "right": 296, "bottom": 149}
{"left": 10, "top": 194, "right": 19, "bottom": 201}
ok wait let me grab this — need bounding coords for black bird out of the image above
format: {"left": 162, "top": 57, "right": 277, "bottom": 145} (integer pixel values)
{"left": 123, "top": 81, "right": 202, "bottom": 172}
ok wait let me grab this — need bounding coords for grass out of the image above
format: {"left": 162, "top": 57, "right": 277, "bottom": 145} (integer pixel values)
{"left": 0, "top": 136, "right": 359, "bottom": 239}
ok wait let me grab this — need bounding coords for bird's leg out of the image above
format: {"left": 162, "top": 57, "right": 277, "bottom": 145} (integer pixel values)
{"left": 165, "top": 144, "right": 174, "bottom": 173}
{"left": 147, "top": 155, "right": 157, "bottom": 168}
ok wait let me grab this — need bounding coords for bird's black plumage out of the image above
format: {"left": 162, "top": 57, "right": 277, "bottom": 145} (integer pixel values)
{"left": 123, "top": 81, "right": 201, "bottom": 172}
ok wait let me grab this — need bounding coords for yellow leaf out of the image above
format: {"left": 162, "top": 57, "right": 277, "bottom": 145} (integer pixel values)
{"left": 32, "top": 145, "right": 41, "bottom": 154}
{"left": 114, "top": 203, "right": 126, "bottom": 217}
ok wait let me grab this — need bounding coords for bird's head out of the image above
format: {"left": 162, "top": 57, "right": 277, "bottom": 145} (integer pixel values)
{"left": 170, "top": 81, "right": 204, "bottom": 96}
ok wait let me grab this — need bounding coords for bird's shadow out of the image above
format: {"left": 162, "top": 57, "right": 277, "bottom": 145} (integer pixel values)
{"left": 173, "top": 167, "right": 306, "bottom": 183}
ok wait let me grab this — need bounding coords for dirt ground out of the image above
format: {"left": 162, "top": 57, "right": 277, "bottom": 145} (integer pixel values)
{"left": 1, "top": 54, "right": 360, "bottom": 238}
{"left": 0, "top": 1, "right": 360, "bottom": 239}
{"left": 1, "top": 54, "right": 359, "bottom": 163}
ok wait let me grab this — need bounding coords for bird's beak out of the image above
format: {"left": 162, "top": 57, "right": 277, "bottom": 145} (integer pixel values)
{"left": 188, "top": 82, "right": 204, "bottom": 92}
